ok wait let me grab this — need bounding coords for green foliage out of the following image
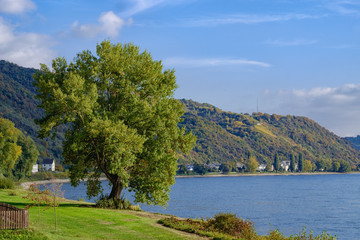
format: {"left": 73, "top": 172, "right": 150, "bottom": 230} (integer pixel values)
{"left": 193, "top": 163, "right": 208, "bottom": 175}
{"left": 179, "top": 99, "right": 359, "bottom": 170}
{"left": 25, "top": 170, "right": 69, "bottom": 181}
{"left": 345, "top": 135, "right": 360, "bottom": 151}
{"left": 0, "top": 229, "right": 48, "bottom": 240}
{"left": 339, "top": 160, "right": 351, "bottom": 172}
{"left": 304, "top": 160, "right": 313, "bottom": 172}
{"left": 160, "top": 213, "right": 336, "bottom": 240}
{"left": 206, "top": 212, "right": 256, "bottom": 239}
{"left": 0, "top": 60, "right": 63, "bottom": 163}
{"left": 0, "top": 118, "right": 22, "bottom": 175}
{"left": 33, "top": 41, "right": 195, "bottom": 205}
{"left": 219, "top": 163, "right": 231, "bottom": 174}
{"left": 246, "top": 155, "right": 258, "bottom": 173}
{"left": 176, "top": 164, "right": 188, "bottom": 175}
{"left": 0, "top": 117, "right": 38, "bottom": 179}
{"left": 95, "top": 194, "right": 140, "bottom": 210}
{"left": 289, "top": 154, "right": 296, "bottom": 172}
{"left": 298, "top": 154, "right": 304, "bottom": 172}
{"left": 0, "top": 177, "right": 15, "bottom": 189}
{"left": 274, "top": 154, "right": 280, "bottom": 172}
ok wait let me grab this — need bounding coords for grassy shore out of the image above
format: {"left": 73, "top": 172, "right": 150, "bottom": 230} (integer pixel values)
{"left": 0, "top": 188, "right": 206, "bottom": 240}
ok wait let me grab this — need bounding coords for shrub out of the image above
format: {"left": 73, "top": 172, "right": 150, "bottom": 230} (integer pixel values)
{"left": 0, "top": 229, "right": 48, "bottom": 240}
{"left": 0, "top": 177, "right": 15, "bottom": 189}
{"left": 95, "top": 194, "right": 139, "bottom": 210}
{"left": 8, "top": 190, "right": 19, "bottom": 196}
{"left": 206, "top": 212, "right": 257, "bottom": 239}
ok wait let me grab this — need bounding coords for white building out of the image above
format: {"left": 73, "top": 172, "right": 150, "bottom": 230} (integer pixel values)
{"left": 280, "top": 160, "right": 291, "bottom": 171}
{"left": 257, "top": 164, "right": 267, "bottom": 172}
{"left": 42, "top": 159, "right": 55, "bottom": 171}
{"left": 31, "top": 164, "right": 38, "bottom": 173}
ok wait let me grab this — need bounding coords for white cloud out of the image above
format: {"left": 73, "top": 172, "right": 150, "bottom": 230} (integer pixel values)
{"left": 185, "top": 13, "right": 325, "bottom": 27}
{"left": 263, "top": 84, "right": 360, "bottom": 136}
{"left": 0, "top": 17, "right": 56, "bottom": 68}
{"left": 0, "top": 0, "right": 36, "bottom": 14}
{"left": 71, "top": 11, "right": 130, "bottom": 38}
{"left": 265, "top": 39, "right": 318, "bottom": 46}
{"left": 163, "top": 57, "right": 271, "bottom": 68}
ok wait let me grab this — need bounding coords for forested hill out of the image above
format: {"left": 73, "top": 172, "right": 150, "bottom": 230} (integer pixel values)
{"left": 345, "top": 136, "right": 360, "bottom": 151}
{"left": 0, "top": 60, "right": 63, "bottom": 162}
{"left": 1, "top": 60, "right": 359, "bottom": 168}
{"left": 178, "top": 99, "right": 360, "bottom": 167}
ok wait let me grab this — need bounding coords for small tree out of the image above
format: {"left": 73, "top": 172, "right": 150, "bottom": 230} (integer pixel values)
{"left": 219, "top": 163, "right": 231, "bottom": 174}
{"left": 193, "top": 163, "right": 207, "bottom": 175}
{"left": 176, "top": 164, "right": 188, "bottom": 175}
{"left": 332, "top": 161, "right": 341, "bottom": 172}
{"left": 289, "top": 154, "right": 296, "bottom": 172}
{"left": 46, "top": 182, "right": 64, "bottom": 231}
{"left": 273, "top": 154, "right": 280, "bottom": 172}
{"left": 23, "top": 184, "right": 51, "bottom": 225}
{"left": 298, "top": 153, "right": 304, "bottom": 172}
{"left": 246, "top": 156, "right": 258, "bottom": 173}
{"left": 339, "top": 160, "right": 351, "bottom": 173}
{"left": 303, "top": 160, "right": 312, "bottom": 172}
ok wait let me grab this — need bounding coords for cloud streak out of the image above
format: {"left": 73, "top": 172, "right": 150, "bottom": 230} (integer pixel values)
{"left": 326, "top": 0, "right": 360, "bottom": 16}
{"left": 121, "top": 0, "right": 167, "bottom": 17}
{"left": 264, "top": 84, "right": 360, "bottom": 136}
{"left": 265, "top": 39, "right": 318, "bottom": 46}
{"left": 184, "top": 13, "right": 325, "bottom": 27}
{"left": 163, "top": 57, "right": 271, "bottom": 68}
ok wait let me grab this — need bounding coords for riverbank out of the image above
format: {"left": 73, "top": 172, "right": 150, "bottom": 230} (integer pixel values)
{"left": 20, "top": 177, "right": 108, "bottom": 190}
{"left": 0, "top": 188, "right": 207, "bottom": 240}
{"left": 175, "top": 171, "right": 358, "bottom": 178}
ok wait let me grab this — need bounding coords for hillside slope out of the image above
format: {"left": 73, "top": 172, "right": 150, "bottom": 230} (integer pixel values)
{"left": 179, "top": 99, "right": 359, "bottom": 167}
{"left": 0, "top": 60, "right": 64, "bottom": 162}
{"left": 345, "top": 136, "right": 360, "bottom": 151}
{"left": 1, "top": 60, "right": 358, "bottom": 168}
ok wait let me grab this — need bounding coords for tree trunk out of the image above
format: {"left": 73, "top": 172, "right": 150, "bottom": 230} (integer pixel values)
{"left": 109, "top": 177, "right": 123, "bottom": 200}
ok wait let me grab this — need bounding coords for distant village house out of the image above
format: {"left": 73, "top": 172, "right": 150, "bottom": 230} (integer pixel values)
{"left": 42, "top": 159, "right": 55, "bottom": 171}
{"left": 280, "top": 160, "right": 291, "bottom": 171}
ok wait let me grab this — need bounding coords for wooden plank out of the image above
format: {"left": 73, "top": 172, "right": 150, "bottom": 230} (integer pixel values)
{"left": 0, "top": 203, "right": 29, "bottom": 229}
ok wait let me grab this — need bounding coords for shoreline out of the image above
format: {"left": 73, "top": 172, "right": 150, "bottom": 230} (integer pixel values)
{"left": 175, "top": 171, "right": 360, "bottom": 178}
{"left": 21, "top": 172, "right": 359, "bottom": 189}
{"left": 20, "top": 177, "right": 108, "bottom": 190}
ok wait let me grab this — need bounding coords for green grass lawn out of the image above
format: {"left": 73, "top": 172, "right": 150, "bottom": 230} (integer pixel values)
{"left": 0, "top": 189, "right": 205, "bottom": 240}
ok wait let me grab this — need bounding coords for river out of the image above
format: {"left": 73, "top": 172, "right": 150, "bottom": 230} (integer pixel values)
{"left": 59, "top": 173, "right": 360, "bottom": 239}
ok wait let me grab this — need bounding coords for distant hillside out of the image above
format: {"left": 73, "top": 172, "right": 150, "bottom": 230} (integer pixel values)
{"left": 1, "top": 60, "right": 359, "bottom": 168}
{"left": 0, "top": 60, "right": 64, "bottom": 162}
{"left": 345, "top": 136, "right": 360, "bottom": 151}
{"left": 179, "top": 99, "right": 360, "bottom": 168}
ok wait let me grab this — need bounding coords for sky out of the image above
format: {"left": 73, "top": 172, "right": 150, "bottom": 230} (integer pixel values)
{"left": 0, "top": 0, "right": 360, "bottom": 137}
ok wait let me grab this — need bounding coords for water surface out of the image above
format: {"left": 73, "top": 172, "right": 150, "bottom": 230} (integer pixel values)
{"left": 60, "top": 174, "right": 360, "bottom": 239}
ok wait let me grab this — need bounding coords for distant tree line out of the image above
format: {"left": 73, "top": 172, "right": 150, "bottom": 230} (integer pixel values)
{"left": 177, "top": 151, "right": 354, "bottom": 175}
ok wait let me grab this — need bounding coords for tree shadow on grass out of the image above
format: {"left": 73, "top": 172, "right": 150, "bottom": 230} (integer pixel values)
{"left": 0, "top": 201, "right": 94, "bottom": 209}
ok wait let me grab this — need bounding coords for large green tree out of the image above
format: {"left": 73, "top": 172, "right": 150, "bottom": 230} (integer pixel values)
{"left": 0, "top": 118, "right": 22, "bottom": 175}
{"left": 33, "top": 41, "right": 195, "bottom": 205}
{"left": 13, "top": 134, "right": 39, "bottom": 179}
{"left": 0, "top": 118, "right": 38, "bottom": 178}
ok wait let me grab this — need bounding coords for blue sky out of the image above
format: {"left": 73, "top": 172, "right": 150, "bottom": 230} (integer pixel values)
{"left": 1, "top": 0, "right": 360, "bottom": 136}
